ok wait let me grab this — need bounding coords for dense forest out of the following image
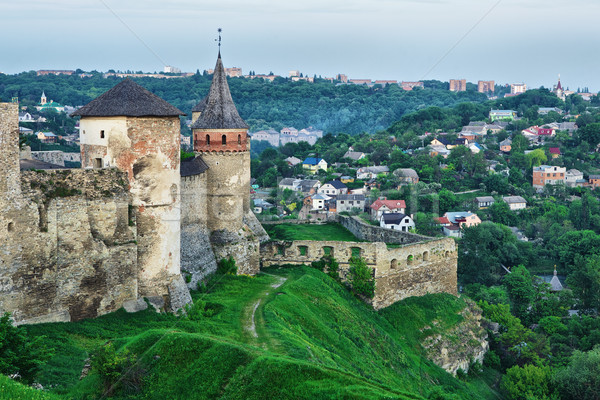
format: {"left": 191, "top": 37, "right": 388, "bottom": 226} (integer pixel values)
{"left": 1, "top": 70, "right": 489, "bottom": 134}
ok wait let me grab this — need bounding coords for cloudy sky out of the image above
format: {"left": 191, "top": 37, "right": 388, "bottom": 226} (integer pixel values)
{"left": 2, "top": 0, "right": 599, "bottom": 90}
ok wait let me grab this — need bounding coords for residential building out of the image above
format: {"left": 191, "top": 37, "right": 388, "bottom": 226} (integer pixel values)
{"left": 370, "top": 198, "right": 406, "bottom": 220}
{"left": 565, "top": 169, "right": 584, "bottom": 187}
{"left": 279, "top": 178, "right": 301, "bottom": 191}
{"left": 401, "top": 81, "right": 424, "bottom": 90}
{"left": 340, "top": 176, "right": 354, "bottom": 184}
{"left": 489, "top": 110, "right": 517, "bottom": 122}
{"left": 449, "top": 79, "right": 466, "bottom": 92}
{"left": 502, "top": 196, "right": 527, "bottom": 211}
{"left": 310, "top": 193, "right": 331, "bottom": 210}
{"left": 538, "top": 107, "right": 563, "bottom": 115}
{"left": 475, "top": 196, "right": 495, "bottom": 209}
{"left": 394, "top": 168, "right": 419, "bottom": 185}
{"left": 289, "top": 70, "right": 300, "bottom": 77}
{"left": 343, "top": 150, "right": 366, "bottom": 161}
{"left": 500, "top": 138, "right": 512, "bottom": 153}
{"left": 336, "top": 74, "right": 348, "bottom": 83}
{"left": 336, "top": 194, "right": 366, "bottom": 213}
{"left": 443, "top": 211, "right": 481, "bottom": 229}
{"left": 510, "top": 83, "right": 527, "bottom": 94}
{"left": 549, "top": 147, "right": 561, "bottom": 158}
{"left": 164, "top": 66, "right": 181, "bottom": 73}
{"left": 37, "top": 131, "right": 58, "bottom": 143}
{"left": 356, "top": 166, "right": 389, "bottom": 180}
{"left": 298, "top": 179, "right": 321, "bottom": 195}
{"left": 318, "top": 180, "right": 348, "bottom": 196}
{"left": 250, "top": 129, "right": 280, "bottom": 147}
{"left": 532, "top": 165, "right": 566, "bottom": 189}
{"left": 477, "top": 80, "right": 494, "bottom": 93}
{"left": 380, "top": 213, "right": 415, "bottom": 232}
{"left": 302, "top": 157, "right": 328, "bottom": 173}
{"left": 349, "top": 79, "right": 372, "bottom": 85}
{"left": 284, "top": 156, "right": 302, "bottom": 166}
{"left": 590, "top": 175, "right": 600, "bottom": 189}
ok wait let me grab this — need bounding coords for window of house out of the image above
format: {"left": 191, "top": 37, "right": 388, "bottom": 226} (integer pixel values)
{"left": 222, "top": 135, "right": 227, "bottom": 145}
{"left": 238, "top": 134, "right": 242, "bottom": 145}
{"left": 100, "top": 130, "right": 105, "bottom": 139}
{"left": 206, "top": 135, "right": 210, "bottom": 145}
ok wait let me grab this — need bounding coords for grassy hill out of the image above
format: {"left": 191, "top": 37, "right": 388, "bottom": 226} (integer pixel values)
{"left": 7, "top": 266, "right": 500, "bottom": 399}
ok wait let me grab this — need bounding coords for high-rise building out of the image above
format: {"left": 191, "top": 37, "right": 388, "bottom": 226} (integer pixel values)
{"left": 449, "top": 79, "right": 466, "bottom": 92}
{"left": 477, "top": 80, "right": 494, "bottom": 93}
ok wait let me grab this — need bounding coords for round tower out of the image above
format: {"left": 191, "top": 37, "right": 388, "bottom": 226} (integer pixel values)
{"left": 192, "top": 52, "right": 251, "bottom": 233}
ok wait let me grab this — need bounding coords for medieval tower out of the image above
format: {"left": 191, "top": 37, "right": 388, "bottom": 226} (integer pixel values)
{"left": 190, "top": 52, "right": 265, "bottom": 274}
{"left": 72, "top": 81, "right": 190, "bottom": 303}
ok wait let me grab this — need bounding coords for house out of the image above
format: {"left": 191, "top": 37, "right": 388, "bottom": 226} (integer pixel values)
{"left": 343, "top": 150, "right": 366, "bottom": 161}
{"left": 284, "top": 156, "right": 302, "bottom": 166}
{"left": 19, "top": 126, "right": 34, "bottom": 135}
{"left": 537, "top": 127, "right": 556, "bottom": 138}
{"left": 468, "top": 143, "right": 484, "bottom": 154}
{"left": 336, "top": 194, "right": 366, "bottom": 213}
{"left": 442, "top": 225, "right": 462, "bottom": 238}
{"left": 356, "top": 166, "right": 389, "bottom": 180}
{"left": 278, "top": 178, "right": 301, "bottom": 191}
{"left": 340, "top": 175, "right": 355, "bottom": 184}
{"left": 298, "top": 179, "right": 321, "bottom": 195}
{"left": 549, "top": 147, "right": 561, "bottom": 158}
{"left": 489, "top": 110, "right": 517, "bottom": 122}
{"left": 502, "top": 196, "right": 527, "bottom": 211}
{"left": 37, "top": 131, "right": 58, "bottom": 143}
{"left": 318, "top": 180, "right": 348, "bottom": 196}
{"left": 380, "top": 213, "right": 415, "bottom": 232}
{"left": 430, "top": 138, "right": 451, "bottom": 147}
{"left": 475, "top": 196, "right": 495, "bottom": 209}
{"left": 499, "top": 138, "right": 512, "bottom": 153}
{"left": 538, "top": 107, "right": 563, "bottom": 115}
{"left": 302, "top": 157, "right": 328, "bottom": 173}
{"left": 370, "top": 198, "right": 406, "bottom": 220}
{"left": 311, "top": 193, "right": 331, "bottom": 210}
{"left": 19, "top": 112, "right": 36, "bottom": 122}
{"left": 443, "top": 211, "right": 481, "bottom": 229}
{"left": 590, "top": 175, "right": 600, "bottom": 189}
{"left": 429, "top": 145, "right": 451, "bottom": 158}
{"left": 565, "top": 169, "right": 585, "bottom": 187}
{"left": 394, "top": 168, "right": 419, "bottom": 185}
{"left": 532, "top": 165, "right": 566, "bottom": 189}
{"left": 253, "top": 198, "right": 274, "bottom": 213}
{"left": 251, "top": 129, "right": 280, "bottom": 147}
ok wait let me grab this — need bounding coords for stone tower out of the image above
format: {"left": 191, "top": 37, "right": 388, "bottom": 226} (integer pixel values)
{"left": 191, "top": 52, "right": 264, "bottom": 274}
{"left": 72, "top": 80, "right": 191, "bottom": 308}
{"left": 0, "top": 103, "right": 20, "bottom": 206}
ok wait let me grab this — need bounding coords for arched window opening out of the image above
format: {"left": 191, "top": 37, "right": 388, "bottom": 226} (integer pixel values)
{"left": 222, "top": 135, "right": 227, "bottom": 145}
{"left": 238, "top": 134, "right": 242, "bottom": 145}
{"left": 206, "top": 135, "right": 210, "bottom": 146}
{"left": 390, "top": 259, "right": 397, "bottom": 269}
{"left": 407, "top": 255, "right": 414, "bottom": 266}
{"left": 423, "top": 251, "right": 429, "bottom": 261}
{"left": 8, "top": 222, "right": 14, "bottom": 232}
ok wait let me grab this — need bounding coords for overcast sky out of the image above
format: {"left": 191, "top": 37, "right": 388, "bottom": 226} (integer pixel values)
{"left": 2, "top": 0, "right": 599, "bottom": 91}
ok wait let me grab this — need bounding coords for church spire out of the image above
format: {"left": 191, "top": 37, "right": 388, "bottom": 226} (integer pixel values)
{"left": 556, "top": 74, "right": 562, "bottom": 91}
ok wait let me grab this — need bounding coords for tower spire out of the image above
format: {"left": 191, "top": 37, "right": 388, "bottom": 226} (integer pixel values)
{"left": 216, "top": 28, "right": 222, "bottom": 58}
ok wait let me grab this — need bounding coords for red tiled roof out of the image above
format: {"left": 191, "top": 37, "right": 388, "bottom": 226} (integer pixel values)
{"left": 435, "top": 216, "right": 450, "bottom": 224}
{"left": 538, "top": 128, "right": 554, "bottom": 135}
{"left": 370, "top": 199, "right": 406, "bottom": 211}
{"left": 549, "top": 147, "right": 561, "bottom": 154}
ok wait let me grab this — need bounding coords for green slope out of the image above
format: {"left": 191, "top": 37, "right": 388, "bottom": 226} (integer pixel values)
{"left": 10, "top": 266, "right": 499, "bottom": 399}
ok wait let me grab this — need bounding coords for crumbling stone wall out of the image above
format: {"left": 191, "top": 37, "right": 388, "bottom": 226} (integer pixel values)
{"left": 1, "top": 168, "right": 138, "bottom": 324}
{"left": 261, "top": 237, "right": 457, "bottom": 310}
{"left": 338, "top": 215, "right": 430, "bottom": 244}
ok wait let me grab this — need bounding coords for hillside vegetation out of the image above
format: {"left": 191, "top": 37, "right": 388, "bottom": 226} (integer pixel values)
{"left": 6, "top": 266, "right": 498, "bottom": 399}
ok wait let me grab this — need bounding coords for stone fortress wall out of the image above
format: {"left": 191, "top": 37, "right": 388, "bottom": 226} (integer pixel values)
{"left": 261, "top": 216, "right": 457, "bottom": 310}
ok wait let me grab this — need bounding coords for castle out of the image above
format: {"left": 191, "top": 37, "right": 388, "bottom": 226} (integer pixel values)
{"left": 0, "top": 52, "right": 457, "bottom": 325}
{"left": 0, "top": 53, "right": 267, "bottom": 324}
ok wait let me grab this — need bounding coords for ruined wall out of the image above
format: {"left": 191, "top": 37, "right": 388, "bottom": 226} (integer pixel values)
{"left": 180, "top": 173, "right": 217, "bottom": 288}
{"left": 261, "top": 237, "right": 457, "bottom": 310}
{"left": 338, "top": 215, "right": 430, "bottom": 244}
{"left": 0, "top": 103, "right": 20, "bottom": 203}
{"left": 0, "top": 168, "right": 138, "bottom": 324}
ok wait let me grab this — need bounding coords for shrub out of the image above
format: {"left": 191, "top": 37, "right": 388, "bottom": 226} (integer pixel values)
{"left": 91, "top": 342, "right": 144, "bottom": 396}
{"left": 217, "top": 257, "right": 237, "bottom": 275}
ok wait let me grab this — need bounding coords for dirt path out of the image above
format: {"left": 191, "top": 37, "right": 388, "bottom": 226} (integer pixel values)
{"left": 244, "top": 274, "right": 287, "bottom": 342}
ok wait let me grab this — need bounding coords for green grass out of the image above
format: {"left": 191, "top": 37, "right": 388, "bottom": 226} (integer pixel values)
{"left": 0, "top": 375, "right": 63, "bottom": 400}
{"left": 11, "top": 267, "right": 500, "bottom": 400}
{"left": 263, "top": 223, "right": 361, "bottom": 242}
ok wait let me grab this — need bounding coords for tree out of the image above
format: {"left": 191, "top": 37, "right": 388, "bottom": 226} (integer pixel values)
{"left": 489, "top": 200, "right": 516, "bottom": 226}
{"left": 554, "top": 347, "right": 600, "bottom": 400}
{"left": 348, "top": 256, "right": 375, "bottom": 298}
{"left": 0, "top": 313, "right": 52, "bottom": 383}
{"left": 525, "top": 148, "right": 547, "bottom": 168}
{"left": 511, "top": 134, "right": 529, "bottom": 153}
{"left": 503, "top": 265, "right": 535, "bottom": 322}
{"left": 566, "top": 255, "right": 600, "bottom": 312}
{"left": 501, "top": 364, "right": 555, "bottom": 400}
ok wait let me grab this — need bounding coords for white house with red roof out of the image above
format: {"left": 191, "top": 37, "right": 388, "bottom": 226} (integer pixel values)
{"left": 369, "top": 197, "right": 406, "bottom": 220}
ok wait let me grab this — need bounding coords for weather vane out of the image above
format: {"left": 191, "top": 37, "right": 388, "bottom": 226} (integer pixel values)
{"left": 215, "top": 28, "right": 222, "bottom": 49}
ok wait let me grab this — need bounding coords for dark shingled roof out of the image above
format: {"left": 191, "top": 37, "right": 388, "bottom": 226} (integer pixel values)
{"left": 180, "top": 156, "right": 209, "bottom": 177}
{"left": 71, "top": 79, "right": 185, "bottom": 117}
{"left": 191, "top": 53, "right": 249, "bottom": 130}
{"left": 192, "top": 95, "right": 208, "bottom": 113}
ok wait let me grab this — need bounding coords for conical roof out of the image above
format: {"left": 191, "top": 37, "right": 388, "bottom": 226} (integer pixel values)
{"left": 191, "top": 53, "right": 248, "bottom": 130}
{"left": 192, "top": 95, "right": 208, "bottom": 113}
{"left": 71, "top": 79, "right": 185, "bottom": 117}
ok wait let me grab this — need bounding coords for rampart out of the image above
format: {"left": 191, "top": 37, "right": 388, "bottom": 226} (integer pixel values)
{"left": 261, "top": 237, "right": 457, "bottom": 310}
{"left": 338, "top": 215, "right": 430, "bottom": 244}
